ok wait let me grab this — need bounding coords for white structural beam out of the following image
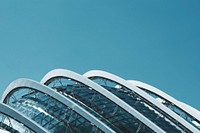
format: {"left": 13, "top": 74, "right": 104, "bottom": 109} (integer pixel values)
{"left": 1, "top": 78, "right": 115, "bottom": 133}
{"left": 41, "top": 69, "right": 165, "bottom": 133}
{"left": 0, "top": 103, "right": 49, "bottom": 133}
{"left": 127, "top": 80, "right": 200, "bottom": 122}
{"left": 84, "top": 70, "right": 200, "bottom": 133}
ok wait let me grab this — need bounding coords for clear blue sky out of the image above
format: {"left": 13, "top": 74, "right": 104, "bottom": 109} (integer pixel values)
{"left": 0, "top": 0, "right": 199, "bottom": 110}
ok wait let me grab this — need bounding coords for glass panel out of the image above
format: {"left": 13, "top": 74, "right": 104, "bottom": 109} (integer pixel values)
{"left": 4, "top": 88, "right": 102, "bottom": 133}
{"left": 138, "top": 87, "right": 200, "bottom": 131}
{"left": 89, "top": 77, "right": 188, "bottom": 133}
{"left": 45, "top": 77, "right": 154, "bottom": 133}
{"left": 0, "top": 112, "right": 34, "bottom": 133}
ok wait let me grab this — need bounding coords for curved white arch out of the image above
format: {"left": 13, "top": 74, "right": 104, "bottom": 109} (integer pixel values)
{"left": 0, "top": 103, "right": 48, "bottom": 133}
{"left": 84, "top": 70, "right": 200, "bottom": 133}
{"left": 1, "top": 78, "right": 114, "bottom": 133}
{"left": 41, "top": 69, "right": 165, "bottom": 133}
{"left": 127, "top": 80, "right": 200, "bottom": 121}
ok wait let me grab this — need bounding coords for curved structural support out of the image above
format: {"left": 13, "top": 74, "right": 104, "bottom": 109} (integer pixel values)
{"left": 0, "top": 103, "right": 48, "bottom": 133}
{"left": 84, "top": 70, "right": 200, "bottom": 133}
{"left": 128, "top": 80, "right": 200, "bottom": 120}
{"left": 1, "top": 78, "right": 114, "bottom": 133}
{"left": 41, "top": 69, "right": 165, "bottom": 133}
{"left": 128, "top": 80, "right": 200, "bottom": 130}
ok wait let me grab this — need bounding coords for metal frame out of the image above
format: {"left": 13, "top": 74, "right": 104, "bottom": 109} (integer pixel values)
{"left": 44, "top": 77, "right": 152, "bottom": 132}
{"left": 0, "top": 103, "right": 48, "bottom": 133}
{"left": 128, "top": 80, "right": 200, "bottom": 130}
{"left": 84, "top": 70, "right": 200, "bottom": 133}
{"left": 41, "top": 69, "right": 165, "bottom": 133}
{"left": 1, "top": 78, "right": 114, "bottom": 133}
{"left": 128, "top": 80, "right": 200, "bottom": 120}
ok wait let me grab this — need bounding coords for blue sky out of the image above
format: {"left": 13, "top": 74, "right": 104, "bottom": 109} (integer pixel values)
{"left": 0, "top": 0, "right": 199, "bottom": 110}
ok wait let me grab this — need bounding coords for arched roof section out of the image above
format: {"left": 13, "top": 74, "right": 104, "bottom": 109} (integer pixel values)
{"left": 84, "top": 70, "right": 200, "bottom": 133}
{"left": 1, "top": 78, "right": 114, "bottom": 133}
{"left": 128, "top": 80, "right": 200, "bottom": 121}
{"left": 0, "top": 103, "right": 48, "bottom": 133}
{"left": 41, "top": 69, "right": 165, "bottom": 133}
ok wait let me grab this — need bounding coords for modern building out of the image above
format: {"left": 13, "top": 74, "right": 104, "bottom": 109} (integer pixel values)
{"left": 0, "top": 69, "right": 200, "bottom": 133}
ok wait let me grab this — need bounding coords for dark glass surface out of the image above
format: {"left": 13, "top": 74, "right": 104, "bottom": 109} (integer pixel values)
{"left": 5, "top": 88, "right": 102, "bottom": 133}
{"left": 138, "top": 87, "right": 200, "bottom": 131}
{"left": 89, "top": 77, "right": 187, "bottom": 133}
{"left": 0, "top": 112, "right": 34, "bottom": 133}
{"left": 46, "top": 77, "right": 154, "bottom": 133}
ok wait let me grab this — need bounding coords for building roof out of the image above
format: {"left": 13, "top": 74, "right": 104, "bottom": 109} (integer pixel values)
{"left": 0, "top": 69, "right": 200, "bottom": 133}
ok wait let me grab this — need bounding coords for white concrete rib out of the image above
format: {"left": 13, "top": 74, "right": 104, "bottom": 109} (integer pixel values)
{"left": 84, "top": 70, "right": 200, "bottom": 133}
{"left": 41, "top": 69, "right": 165, "bottom": 133}
{"left": 0, "top": 103, "right": 49, "bottom": 133}
{"left": 1, "top": 78, "right": 115, "bottom": 133}
{"left": 127, "top": 80, "right": 200, "bottom": 122}
{"left": 128, "top": 80, "right": 200, "bottom": 130}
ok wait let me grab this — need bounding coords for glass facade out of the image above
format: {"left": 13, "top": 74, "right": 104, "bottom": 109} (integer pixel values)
{"left": 45, "top": 77, "right": 154, "bottom": 133}
{"left": 1, "top": 69, "right": 199, "bottom": 133}
{"left": 137, "top": 86, "right": 200, "bottom": 131}
{"left": 0, "top": 112, "right": 34, "bottom": 133}
{"left": 89, "top": 77, "right": 189, "bottom": 133}
{"left": 4, "top": 88, "right": 102, "bottom": 133}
